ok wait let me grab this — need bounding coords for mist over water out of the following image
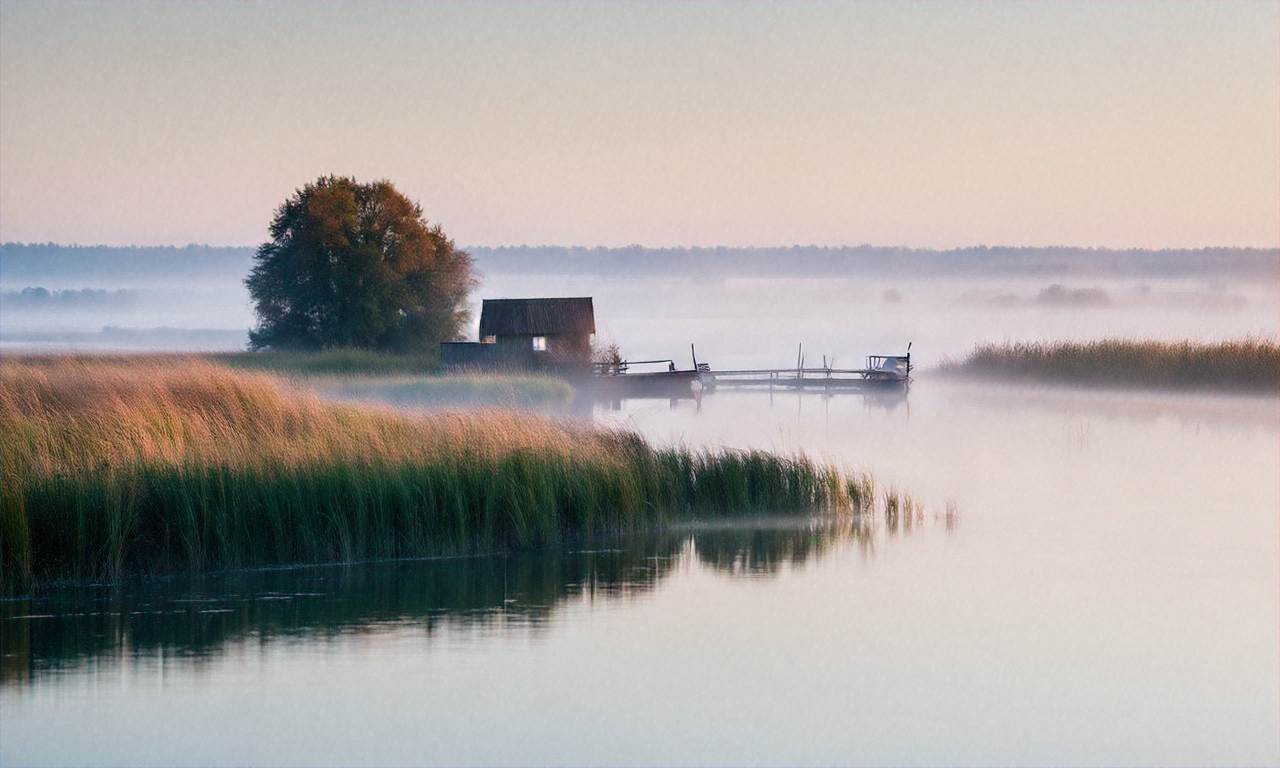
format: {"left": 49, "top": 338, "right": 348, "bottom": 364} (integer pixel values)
{"left": 2, "top": 248, "right": 1278, "bottom": 765}
{"left": 477, "top": 272, "right": 1280, "bottom": 368}
{"left": 3, "top": 245, "right": 1276, "bottom": 360}
{"left": 0, "top": 279, "right": 253, "bottom": 351}
{"left": 6, "top": 273, "right": 1275, "bottom": 367}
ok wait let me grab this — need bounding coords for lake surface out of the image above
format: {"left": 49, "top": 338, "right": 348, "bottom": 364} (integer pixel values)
{"left": 3, "top": 380, "right": 1277, "bottom": 766}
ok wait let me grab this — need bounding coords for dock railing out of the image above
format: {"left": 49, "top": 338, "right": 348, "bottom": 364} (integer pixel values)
{"left": 702, "top": 361, "right": 910, "bottom": 390}
{"left": 592, "top": 359, "right": 677, "bottom": 376}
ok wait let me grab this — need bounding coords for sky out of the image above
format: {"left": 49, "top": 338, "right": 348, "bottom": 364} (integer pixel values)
{"left": 0, "top": 1, "right": 1277, "bottom": 248}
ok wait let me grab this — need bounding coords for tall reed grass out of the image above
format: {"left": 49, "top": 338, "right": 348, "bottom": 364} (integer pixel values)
{"left": 0, "top": 358, "right": 876, "bottom": 592}
{"left": 939, "top": 338, "right": 1280, "bottom": 392}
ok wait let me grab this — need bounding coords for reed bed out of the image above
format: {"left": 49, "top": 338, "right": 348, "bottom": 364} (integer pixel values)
{"left": 939, "top": 338, "right": 1280, "bottom": 393}
{"left": 0, "top": 357, "right": 878, "bottom": 592}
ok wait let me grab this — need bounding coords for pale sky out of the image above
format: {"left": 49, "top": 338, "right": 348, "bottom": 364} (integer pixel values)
{"left": 1, "top": 1, "right": 1277, "bottom": 248}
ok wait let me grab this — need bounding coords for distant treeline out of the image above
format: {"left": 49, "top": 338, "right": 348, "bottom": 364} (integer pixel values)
{"left": 3, "top": 242, "right": 1278, "bottom": 281}
{"left": 0, "top": 326, "right": 248, "bottom": 348}
{"left": 0, "top": 243, "right": 255, "bottom": 282}
{"left": 470, "top": 245, "right": 1280, "bottom": 277}
{"left": 1, "top": 287, "right": 138, "bottom": 309}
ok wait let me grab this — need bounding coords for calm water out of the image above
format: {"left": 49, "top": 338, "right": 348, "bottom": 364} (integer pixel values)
{"left": 3, "top": 380, "right": 1277, "bottom": 766}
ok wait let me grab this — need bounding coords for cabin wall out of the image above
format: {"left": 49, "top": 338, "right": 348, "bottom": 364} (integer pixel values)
{"left": 441, "top": 332, "right": 592, "bottom": 371}
{"left": 546, "top": 333, "right": 591, "bottom": 361}
{"left": 440, "top": 339, "right": 533, "bottom": 370}
{"left": 494, "top": 333, "right": 590, "bottom": 362}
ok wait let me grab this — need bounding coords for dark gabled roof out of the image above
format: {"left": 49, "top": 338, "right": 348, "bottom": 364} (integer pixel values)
{"left": 479, "top": 297, "right": 595, "bottom": 337}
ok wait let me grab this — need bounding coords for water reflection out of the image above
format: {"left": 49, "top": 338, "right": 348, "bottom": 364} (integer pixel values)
{"left": 685, "top": 516, "right": 882, "bottom": 576}
{"left": 314, "top": 379, "right": 914, "bottom": 421}
{"left": 591, "top": 385, "right": 911, "bottom": 420}
{"left": 1, "top": 517, "right": 928, "bottom": 689}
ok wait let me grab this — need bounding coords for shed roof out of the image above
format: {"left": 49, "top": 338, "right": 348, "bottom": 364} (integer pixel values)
{"left": 479, "top": 297, "right": 595, "bottom": 337}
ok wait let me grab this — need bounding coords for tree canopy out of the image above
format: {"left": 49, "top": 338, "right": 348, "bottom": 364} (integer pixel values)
{"left": 246, "top": 176, "right": 474, "bottom": 352}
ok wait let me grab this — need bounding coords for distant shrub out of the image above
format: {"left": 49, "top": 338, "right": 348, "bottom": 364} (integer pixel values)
{"left": 1034, "top": 284, "right": 1111, "bottom": 307}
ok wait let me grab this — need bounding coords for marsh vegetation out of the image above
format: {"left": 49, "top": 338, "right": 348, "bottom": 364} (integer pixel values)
{"left": 938, "top": 338, "right": 1280, "bottom": 393}
{"left": 0, "top": 357, "right": 896, "bottom": 592}
{"left": 210, "top": 348, "right": 440, "bottom": 376}
{"left": 306, "top": 373, "right": 574, "bottom": 410}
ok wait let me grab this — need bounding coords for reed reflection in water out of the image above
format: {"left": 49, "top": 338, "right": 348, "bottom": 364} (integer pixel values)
{"left": 0, "top": 514, "right": 927, "bottom": 689}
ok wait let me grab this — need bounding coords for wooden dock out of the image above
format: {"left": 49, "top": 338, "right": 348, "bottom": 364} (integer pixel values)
{"left": 589, "top": 357, "right": 706, "bottom": 397}
{"left": 701, "top": 362, "right": 909, "bottom": 391}
{"left": 591, "top": 347, "right": 911, "bottom": 396}
{"left": 703, "top": 346, "right": 912, "bottom": 391}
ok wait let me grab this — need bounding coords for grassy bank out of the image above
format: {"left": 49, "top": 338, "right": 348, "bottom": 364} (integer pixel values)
{"left": 210, "top": 349, "right": 574, "bottom": 407}
{"left": 9, "top": 352, "right": 574, "bottom": 409}
{"left": 0, "top": 358, "right": 876, "bottom": 592}
{"left": 209, "top": 348, "right": 438, "bottom": 376}
{"left": 308, "top": 373, "right": 575, "bottom": 409}
{"left": 938, "top": 339, "right": 1280, "bottom": 393}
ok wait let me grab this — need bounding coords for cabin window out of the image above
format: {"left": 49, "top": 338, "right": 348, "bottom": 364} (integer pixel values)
{"left": 482, "top": 335, "right": 496, "bottom": 344}
{"left": 532, "top": 336, "right": 547, "bottom": 352}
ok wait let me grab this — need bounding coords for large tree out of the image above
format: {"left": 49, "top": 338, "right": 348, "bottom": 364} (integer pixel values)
{"left": 246, "top": 176, "right": 474, "bottom": 352}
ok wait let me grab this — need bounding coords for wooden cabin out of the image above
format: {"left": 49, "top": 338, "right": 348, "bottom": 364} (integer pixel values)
{"left": 441, "top": 297, "right": 595, "bottom": 371}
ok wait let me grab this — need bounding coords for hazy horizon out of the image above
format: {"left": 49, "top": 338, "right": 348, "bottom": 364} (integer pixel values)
{"left": 3, "top": 1, "right": 1278, "bottom": 249}
{"left": 5, "top": 240, "right": 1280, "bottom": 250}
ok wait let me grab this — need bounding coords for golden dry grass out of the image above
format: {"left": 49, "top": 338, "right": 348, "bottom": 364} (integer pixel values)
{"left": 1, "top": 356, "right": 608, "bottom": 478}
{"left": 1, "top": 357, "right": 884, "bottom": 591}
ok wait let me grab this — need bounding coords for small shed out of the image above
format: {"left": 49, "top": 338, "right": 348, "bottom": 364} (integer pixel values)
{"left": 479, "top": 297, "right": 594, "bottom": 357}
{"left": 441, "top": 297, "right": 595, "bottom": 371}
